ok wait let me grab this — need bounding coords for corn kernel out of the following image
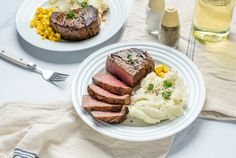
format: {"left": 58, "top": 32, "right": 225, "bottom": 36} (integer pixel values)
{"left": 44, "top": 15, "right": 49, "bottom": 19}
{"left": 47, "top": 27, "right": 52, "bottom": 32}
{"left": 37, "top": 7, "right": 43, "bottom": 12}
{"left": 37, "top": 26, "right": 43, "bottom": 30}
{"left": 159, "top": 72, "right": 165, "bottom": 78}
{"left": 37, "top": 14, "right": 44, "bottom": 19}
{"left": 42, "top": 21, "right": 47, "bottom": 26}
{"left": 44, "top": 30, "right": 49, "bottom": 36}
{"left": 163, "top": 66, "right": 169, "bottom": 73}
{"left": 30, "top": 7, "right": 61, "bottom": 42}
{"left": 30, "top": 21, "right": 34, "bottom": 27}
{"left": 155, "top": 64, "right": 170, "bottom": 77}
{"left": 55, "top": 33, "right": 60, "bottom": 38}
{"left": 45, "top": 21, "right": 50, "bottom": 25}
{"left": 155, "top": 68, "right": 162, "bottom": 74}
{"left": 37, "top": 30, "right": 43, "bottom": 35}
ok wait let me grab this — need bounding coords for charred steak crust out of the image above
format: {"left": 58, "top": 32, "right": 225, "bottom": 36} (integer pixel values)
{"left": 50, "top": 5, "right": 100, "bottom": 41}
{"left": 82, "top": 95, "right": 123, "bottom": 112}
{"left": 106, "top": 48, "right": 155, "bottom": 88}
{"left": 87, "top": 84, "right": 131, "bottom": 105}
{"left": 92, "top": 72, "right": 132, "bottom": 95}
{"left": 91, "top": 106, "right": 129, "bottom": 124}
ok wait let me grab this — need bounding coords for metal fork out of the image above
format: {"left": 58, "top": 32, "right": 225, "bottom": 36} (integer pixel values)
{"left": 0, "top": 50, "right": 69, "bottom": 83}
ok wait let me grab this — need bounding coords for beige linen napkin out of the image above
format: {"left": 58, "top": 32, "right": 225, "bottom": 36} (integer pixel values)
{"left": 0, "top": 103, "right": 173, "bottom": 158}
{"left": 123, "top": 0, "right": 236, "bottom": 120}
{"left": 2, "top": 0, "right": 236, "bottom": 157}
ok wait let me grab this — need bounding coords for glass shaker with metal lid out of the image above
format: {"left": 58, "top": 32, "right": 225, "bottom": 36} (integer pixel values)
{"left": 146, "top": 0, "right": 165, "bottom": 35}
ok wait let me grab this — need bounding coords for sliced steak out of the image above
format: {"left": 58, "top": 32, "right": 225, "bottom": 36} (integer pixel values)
{"left": 91, "top": 106, "right": 129, "bottom": 124}
{"left": 82, "top": 95, "right": 123, "bottom": 112}
{"left": 106, "top": 48, "right": 155, "bottom": 88}
{"left": 87, "top": 84, "right": 131, "bottom": 105}
{"left": 92, "top": 72, "right": 132, "bottom": 95}
{"left": 50, "top": 5, "right": 100, "bottom": 41}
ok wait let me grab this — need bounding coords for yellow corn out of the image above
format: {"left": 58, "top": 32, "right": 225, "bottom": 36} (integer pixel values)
{"left": 55, "top": 33, "right": 61, "bottom": 38}
{"left": 159, "top": 72, "right": 164, "bottom": 78}
{"left": 30, "top": 21, "right": 34, "bottom": 28}
{"left": 37, "top": 26, "right": 43, "bottom": 31}
{"left": 163, "top": 65, "right": 169, "bottom": 73}
{"left": 47, "top": 27, "right": 52, "bottom": 32}
{"left": 155, "top": 67, "right": 162, "bottom": 74}
{"left": 155, "top": 64, "right": 170, "bottom": 78}
{"left": 30, "top": 7, "right": 61, "bottom": 42}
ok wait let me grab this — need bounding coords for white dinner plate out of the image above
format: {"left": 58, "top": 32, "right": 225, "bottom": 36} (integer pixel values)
{"left": 71, "top": 42, "right": 206, "bottom": 141}
{"left": 16, "top": 0, "right": 126, "bottom": 52}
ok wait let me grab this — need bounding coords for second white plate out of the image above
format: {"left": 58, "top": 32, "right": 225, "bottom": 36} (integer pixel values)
{"left": 16, "top": 0, "right": 126, "bottom": 52}
{"left": 71, "top": 42, "right": 206, "bottom": 141}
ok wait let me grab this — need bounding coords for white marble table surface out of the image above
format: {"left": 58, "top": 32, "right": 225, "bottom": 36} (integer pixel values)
{"left": 0, "top": 0, "right": 236, "bottom": 158}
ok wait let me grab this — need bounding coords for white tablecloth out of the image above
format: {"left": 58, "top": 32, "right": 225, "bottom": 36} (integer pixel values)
{"left": 0, "top": 0, "right": 236, "bottom": 157}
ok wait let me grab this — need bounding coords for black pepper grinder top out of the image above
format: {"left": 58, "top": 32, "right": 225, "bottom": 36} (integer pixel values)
{"left": 159, "top": 7, "right": 180, "bottom": 48}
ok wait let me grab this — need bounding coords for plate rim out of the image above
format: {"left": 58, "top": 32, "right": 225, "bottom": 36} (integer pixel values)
{"left": 71, "top": 41, "right": 206, "bottom": 141}
{"left": 16, "top": 0, "right": 126, "bottom": 52}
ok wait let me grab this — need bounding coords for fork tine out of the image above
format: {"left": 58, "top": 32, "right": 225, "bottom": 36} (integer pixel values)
{"left": 52, "top": 73, "right": 68, "bottom": 80}
{"left": 49, "top": 77, "right": 67, "bottom": 82}
{"left": 54, "top": 72, "right": 70, "bottom": 77}
{"left": 50, "top": 75, "right": 69, "bottom": 81}
{"left": 50, "top": 74, "right": 68, "bottom": 81}
{"left": 50, "top": 80, "right": 66, "bottom": 82}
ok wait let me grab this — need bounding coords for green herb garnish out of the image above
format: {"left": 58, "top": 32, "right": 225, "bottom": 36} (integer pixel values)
{"left": 163, "top": 80, "right": 173, "bottom": 89}
{"left": 127, "top": 52, "right": 132, "bottom": 60}
{"left": 81, "top": 2, "right": 88, "bottom": 8}
{"left": 127, "top": 52, "right": 139, "bottom": 64}
{"left": 127, "top": 52, "right": 134, "bottom": 64}
{"left": 147, "top": 83, "right": 154, "bottom": 91}
{"left": 162, "top": 91, "right": 172, "bottom": 100}
{"left": 66, "top": 11, "right": 77, "bottom": 19}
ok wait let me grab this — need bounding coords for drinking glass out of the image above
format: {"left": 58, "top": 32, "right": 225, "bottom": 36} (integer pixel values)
{"left": 193, "top": 0, "right": 236, "bottom": 42}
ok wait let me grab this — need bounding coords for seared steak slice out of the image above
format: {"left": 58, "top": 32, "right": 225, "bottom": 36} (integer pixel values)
{"left": 106, "top": 48, "right": 155, "bottom": 88}
{"left": 87, "top": 84, "right": 131, "bottom": 105}
{"left": 50, "top": 5, "right": 100, "bottom": 41}
{"left": 92, "top": 72, "right": 132, "bottom": 95}
{"left": 82, "top": 95, "right": 123, "bottom": 112}
{"left": 91, "top": 106, "right": 129, "bottom": 124}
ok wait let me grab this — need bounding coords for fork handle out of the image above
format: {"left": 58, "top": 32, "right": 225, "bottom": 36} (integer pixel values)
{"left": 0, "top": 50, "right": 33, "bottom": 69}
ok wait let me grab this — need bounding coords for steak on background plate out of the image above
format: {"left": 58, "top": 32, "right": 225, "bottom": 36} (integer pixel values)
{"left": 92, "top": 72, "right": 132, "bottom": 95}
{"left": 87, "top": 84, "right": 131, "bottom": 105}
{"left": 91, "top": 106, "right": 129, "bottom": 124}
{"left": 82, "top": 95, "right": 123, "bottom": 112}
{"left": 50, "top": 5, "right": 100, "bottom": 41}
{"left": 106, "top": 48, "right": 155, "bottom": 88}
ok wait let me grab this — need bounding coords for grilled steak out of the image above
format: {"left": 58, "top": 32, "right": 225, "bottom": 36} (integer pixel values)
{"left": 91, "top": 106, "right": 129, "bottom": 124}
{"left": 88, "top": 84, "right": 131, "bottom": 105}
{"left": 106, "top": 48, "right": 155, "bottom": 88}
{"left": 82, "top": 95, "right": 123, "bottom": 112}
{"left": 92, "top": 72, "right": 132, "bottom": 95}
{"left": 50, "top": 5, "right": 100, "bottom": 41}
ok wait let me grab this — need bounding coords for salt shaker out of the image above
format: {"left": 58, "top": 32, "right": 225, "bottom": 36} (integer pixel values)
{"left": 146, "top": 0, "right": 165, "bottom": 35}
{"left": 159, "top": 7, "right": 180, "bottom": 48}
